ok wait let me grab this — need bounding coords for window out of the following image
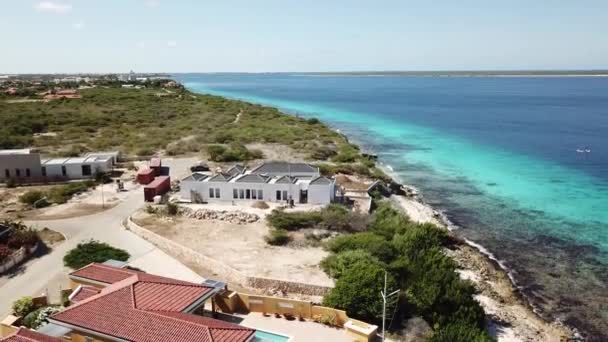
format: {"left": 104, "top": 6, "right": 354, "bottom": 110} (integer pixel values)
{"left": 283, "top": 191, "right": 288, "bottom": 201}
{"left": 209, "top": 188, "right": 215, "bottom": 198}
{"left": 258, "top": 189, "right": 263, "bottom": 199}
{"left": 15, "top": 169, "right": 21, "bottom": 177}
{"left": 26, "top": 168, "right": 31, "bottom": 177}
{"left": 215, "top": 188, "right": 220, "bottom": 198}
{"left": 61, "top": 166, "right": 67, "bottom": 176}
{"left": 233, "top": 189, "right": 238, "bottom": 199}
{"left": 239, "top": 189, "right": 244, "bottom": 199}
{"left": 4, "top": 169, "right": 9, "bottom": 178}
{"left": 276, "top": 190, "right": 281, "bottom": 201}
{"left": 246, "top": 189, "right": 251, "bottom": 199}
{"left": 252, "top": 189, "right": 257, "bottom": 200}
{"left": 41, "top": 167, "right": 46, "bottom": 177}
{"left": 82, "top": 164, "right": 92, "bottom": 176}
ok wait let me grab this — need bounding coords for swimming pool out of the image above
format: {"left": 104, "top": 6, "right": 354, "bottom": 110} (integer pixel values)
{"left": 254, "top": 329, "right": 291, "bottom": 342}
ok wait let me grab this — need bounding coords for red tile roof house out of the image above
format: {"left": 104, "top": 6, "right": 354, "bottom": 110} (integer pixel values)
{"left": 44, "top": 263, "right": 256, "bottom": 342}
{"left": 0, "top": 328, "right": 62, "bottom": 342}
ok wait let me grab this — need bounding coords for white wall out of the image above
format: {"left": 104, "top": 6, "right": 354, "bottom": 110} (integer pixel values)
{"left": 180, "top": 181, "right": 306, "bottom": 203}
{"left": 308, "top": 182, "right": 335, "bottom": 205}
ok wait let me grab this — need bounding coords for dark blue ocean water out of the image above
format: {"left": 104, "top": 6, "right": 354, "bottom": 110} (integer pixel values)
{"left": 175, "top": 73, "right": 608, "bottom": 339}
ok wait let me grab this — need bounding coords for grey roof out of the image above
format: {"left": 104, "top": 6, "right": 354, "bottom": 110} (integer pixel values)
{"left": 310, "top": 176, "right": 333, "bottom": 185}
{"left": 275, "top": 175, "right": 298, "bottom": 184}
{"left": 101, "top": 259, "right": 129, "bottom": 268}
{"left": 226, "top": 164, "right": 245, "bottom": 177}
{"left": 182, "top": 173, "right": 208, "bottom": 182}
{"left": 37, "top": 323, "right": 73, "bottom": 337}
{"left": 207, "top": 173, "right": 233, "bottom": 182}
{"left": 235, "top": 174, "right": 270, "bottom": 183}
{"left": 250, "top": 162, "right": 319, "bottom": 175}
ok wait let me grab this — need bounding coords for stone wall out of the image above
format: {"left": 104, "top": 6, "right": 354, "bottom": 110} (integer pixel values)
{"left": 125, "top": 217, "right": 331, "bottom": 296}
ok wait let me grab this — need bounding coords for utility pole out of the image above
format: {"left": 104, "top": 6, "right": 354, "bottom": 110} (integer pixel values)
{"left": 100, "top": 182, "right": 105, "bottom": 209}
{"left": 381, "top": 271, "right": 400, "bottom": 342}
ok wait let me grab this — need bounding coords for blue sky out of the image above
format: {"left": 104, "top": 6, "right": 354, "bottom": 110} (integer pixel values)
{"left": 2, "top": 0, "right": 608, "bottom": 73}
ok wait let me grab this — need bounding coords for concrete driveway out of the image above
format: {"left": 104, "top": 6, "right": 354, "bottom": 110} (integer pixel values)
{"left": 0, "top": 157, "right": 200, "bottom": 316}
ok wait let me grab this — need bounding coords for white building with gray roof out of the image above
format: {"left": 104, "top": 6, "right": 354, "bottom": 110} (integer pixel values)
{"left": 179, "top": 162, "right": 335, "bottom": 205}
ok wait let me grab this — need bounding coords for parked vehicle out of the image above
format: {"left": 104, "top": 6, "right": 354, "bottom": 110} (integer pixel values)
{"left": 190, "top": 163, "right": 210, "bottom": 172}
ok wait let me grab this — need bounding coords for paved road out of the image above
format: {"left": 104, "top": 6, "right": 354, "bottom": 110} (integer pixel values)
{"left": 0, "top": 157, "right": 200, "bottom": 316}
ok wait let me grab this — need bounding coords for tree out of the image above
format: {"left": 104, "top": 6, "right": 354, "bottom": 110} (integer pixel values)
{"left": 323, "top": 258, "right": 397, "bottom": 323}
{"left": 325, "top": 232, "right": 396, "bottom": 263}
{"left": 63, "top": 240, "right": 130, "bottom": 269}
{"left": 320, "top": 250, "right": 379, "bottom": 279}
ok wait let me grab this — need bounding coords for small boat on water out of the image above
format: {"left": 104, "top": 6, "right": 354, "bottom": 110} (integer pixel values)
{"left": 576, "top": 147, "right": 592, "bottom": 153}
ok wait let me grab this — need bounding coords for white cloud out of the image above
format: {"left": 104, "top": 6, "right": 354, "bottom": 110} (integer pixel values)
{"left": 34, "top": 1, "right": 72, "bottom": 14}
{"left": 167, "top": 41, "right": 177, "bottom": 47}
{"left": 145, "top": 0, "right": 160, "bottom": 7}
{"left": 73, "top": 20, "right": 85, "bottom": 30}
{"left": 136, "top": 41, "right": 146, "bottom": 49}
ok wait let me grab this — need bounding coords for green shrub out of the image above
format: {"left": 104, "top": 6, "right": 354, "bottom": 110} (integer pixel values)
{"left": 207, "top": 143, "right": 263, "bottom": 162}
{"left": 325, "top": 232, "right": 396, "bottom": 263}
{"left": 166, "top": 202, "right": 179, "bottom": 216}
{"left": 0, "top": 246, "right": 12, "bottom": 263}
{"left": 22, "top": 306, "right": 61, "bottom": 329}
{"left": 19, "top": 190, "right": 46, "bottom": 206}
{"left": 47, "top": 181, "right": 95, "bottom": 204}
{"left": 266, "top": 209, "right": 323, "bottom": 231}
{"left": 323, "top": 258, "right": 397, "bottom": 323}
{"left": 429, "top": 321, "right": 493, "bottom": 342}
{"left": 264, "top": 229, "right": 291, "bottom": 246}
{"left": 63, "top": 240, "right": 130, "bottom": 269}
{"left": 320, "top": 250, "right": 379, "bottom": 279}
{"left": 12, "top": 296, "right": 35, "bottom": 317}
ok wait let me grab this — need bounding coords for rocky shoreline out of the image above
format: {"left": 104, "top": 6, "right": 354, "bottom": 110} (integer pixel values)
{"left": 388, "top": 188, "right": 576, "bottom": 341}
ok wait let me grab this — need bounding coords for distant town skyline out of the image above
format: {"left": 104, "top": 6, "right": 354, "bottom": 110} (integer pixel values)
{"left": 2, "top": 0, "right": 608, "bottom": 73}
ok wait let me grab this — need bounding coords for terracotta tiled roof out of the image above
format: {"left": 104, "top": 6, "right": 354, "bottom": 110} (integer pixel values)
{"left": 52, "top": 269, "right": 254, "bottom": 342}
{"left": 69, "top": 286, "right": 101, "bottom": 303}
{"left": 69, "top": 263, "right": 139, "bottom": 284}
{"left": 1, "top": 328, "right": 62, "bottom": 342}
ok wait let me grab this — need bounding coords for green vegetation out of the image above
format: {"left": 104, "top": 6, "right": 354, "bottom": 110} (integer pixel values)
{"left": 0, "top": 87, "right": 351, "bottom": 159}
{"left": 12, "top": 296, "right": 35, "bottom": 317}
{"left": 19, "top": 180, "right": 96, "bottom": 207}
{"left": 266, "top": 204, "right": 366, "bottom": 233}
{"left": 321, "top": 202, "right": 491, "bottom": 341}
{"left": 2, "top": 220, "right": 40, "bottom": 250}
{"left": 207, "top": 143, "right": 263, "bottom": 162}
{"left": 63, "top": 240, "right": 130, "bottom": 269}
{"left": 264, "top": 228, "right": 291, "bottom": 246}
{"left": 166, "top": 202, "right": 179, "bottom": 216}
{"left": 23, "top": 306, "right": 61, "bottom": 329}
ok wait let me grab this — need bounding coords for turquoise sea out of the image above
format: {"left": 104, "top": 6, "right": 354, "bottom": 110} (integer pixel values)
{"left": 175, "top": 74, "right": 608, "bottom": 340}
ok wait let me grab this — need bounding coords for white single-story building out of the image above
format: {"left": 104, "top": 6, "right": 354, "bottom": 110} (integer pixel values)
{"left": 180, "top": 162, "right": 336, "bottom": 205}
{"left": 41, "top": 155, "right": 113, "bottom": 179}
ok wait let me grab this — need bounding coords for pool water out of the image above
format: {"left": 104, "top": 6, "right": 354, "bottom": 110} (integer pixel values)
{"left": 254, "top": 329, "right": 290, "bottom": 342}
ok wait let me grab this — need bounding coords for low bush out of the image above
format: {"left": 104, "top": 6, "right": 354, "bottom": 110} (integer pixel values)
{"left": 166, "top": 202, "right": 179, "bottom": 216}
{"left": 325, "top": 232, "right": 396, "bottom": 263}
{"left": 266, "top": 209, "right": 322, "bottom": 231}
{"left": 19, "top": 190, "right": 46, "bottom": 206}
{"left": 63, "top": 240, "right": 130, "bottom": 269}
{"left": 6, "top": 178, "right": 16, "bottom": 188}
{"left": 207, "top": 143, "right": 264, "bottom": 162}
{"left": 264, "top": 229, "right": 291, "bottom": 246}
{"left": 22, "top": 306, "right": 62, "bottom": 329}
{"left": 320, "top": 249, "right": 379, "bottom": 279}
{"left": 12, "top": 296, "right": 35, "bottom": 317}
{"left": 47, "top": 181, "right": 95, "bottom": 204}
{"left": 266, "top": 204, "right": 358, "bottom": 233}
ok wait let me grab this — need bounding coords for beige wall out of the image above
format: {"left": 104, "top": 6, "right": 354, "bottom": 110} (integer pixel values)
{"left": 0, "top": 154, "right": 42, "bottom": 181}
{"left": 70, "top": 332, "right": 112, "bottom": 342}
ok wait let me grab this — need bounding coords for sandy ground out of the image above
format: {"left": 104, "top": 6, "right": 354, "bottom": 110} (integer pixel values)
{"left": 132, "top": 206, "right": 333, "bottom": 287}
{"left": 26, "top": 180, "right": 140, "bottom": 220}
{"left": 391, "top": 194, "right": 572, "bottom": 342}
{"left": 245, "top": 143, "right": 307, "bottom": 162}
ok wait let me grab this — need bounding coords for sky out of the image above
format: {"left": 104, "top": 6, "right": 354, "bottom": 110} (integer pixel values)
{"left": 1, "top": 0, "right": 608, "bottom": 73}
